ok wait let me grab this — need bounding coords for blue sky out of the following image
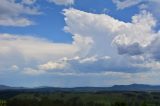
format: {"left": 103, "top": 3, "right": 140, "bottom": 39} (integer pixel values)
{"left": 1, "top": 0, "right": 160, "bottom": 87}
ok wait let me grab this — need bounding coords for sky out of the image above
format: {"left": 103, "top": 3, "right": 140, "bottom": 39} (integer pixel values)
{"left": 1, "top": 0, "right": 160, "bottom": 87}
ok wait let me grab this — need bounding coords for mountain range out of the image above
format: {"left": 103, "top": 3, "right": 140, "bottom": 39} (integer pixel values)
{"left": 1, "top": 84, "right": 160, "bottom": 92}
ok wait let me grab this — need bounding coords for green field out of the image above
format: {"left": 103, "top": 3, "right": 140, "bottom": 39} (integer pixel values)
{"left": 1, "top": 91, "right": 160, "bottom": 106}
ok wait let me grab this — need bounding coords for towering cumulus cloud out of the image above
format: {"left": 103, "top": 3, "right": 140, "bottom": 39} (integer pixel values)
{"left": 64, "top": 8, "right": 157, "bottom": 57}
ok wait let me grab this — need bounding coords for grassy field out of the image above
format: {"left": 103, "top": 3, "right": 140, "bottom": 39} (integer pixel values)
{"left": 0, "top": 91, "right": 160, "bottom": 106}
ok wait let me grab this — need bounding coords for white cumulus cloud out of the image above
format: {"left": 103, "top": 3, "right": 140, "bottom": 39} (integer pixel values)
{"left": 0, "top": 0, "right": 40, "bottom": 27}
{"left": 48, "top": 0, "right": 74, "bottom": 6}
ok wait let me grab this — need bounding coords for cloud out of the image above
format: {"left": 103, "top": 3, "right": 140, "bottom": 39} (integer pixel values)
{"left": 0, "top": 33, "right": 94, "bottom": 76}
{"left": 112, "top": 0, "right": 160, "bottom": 9}
{"left": 38, "top": 61, "right": 67, "bottom": 71}
{"left": 1, "top": 8, "right": 160, "bottom": 86}
{"left": 147, "top": 35, "right": 160, "bottom": 61}
{"left": 0, "top": 0, "right": 40, "bottom": 27}
{"left": 116, "top": 43, "right": 144, "bottom": 55}
{"left": 72, "top": 34, "right": 93, "bottom": 56}
{"left": 22, "top": 0, "right": 37, "bottom": 5}
{"left": 63, "top": 9, "right": 157, "bottom": 57}
{"left": 0, "top": 33, "right": 76, "bottom": 73}
{"left": 26, "top": 55, "right": 145, "bottom": 76}
{"left": 2, "top": 8, "right": 159, "bottom": 75}
{"left": 134, "top": 60, "right": 160, "bottom": 70}
{"left": 112, "top": 0, "right": 142, "bottom": 10}
{"left": 63, "top": 8, "right": 126, "bottom": 57}
{"left": 113, "top": 10, "right": 156, "bottom": 55}
{"left": 62, "top": 8, "right": 160, "bottom": 75}
{"left": 10, "top": 65, "right": 19, "bottom": 71}
{"left": 23, "top": 68, "right": 45, "bottom": 75}
{"left": 48, "top": 0, "right": 74, "bottom": 6}
{"left": 112, "top": 0, "right": 160, "bottom": 19}
{"left": 0, "top": 17, "right": 33, "bottom": 27}
{"left": 0, "top": 33, "right": 79, "bottom": 61}
{"left": 21, "top": 61, "right": 160, "bottom": 86}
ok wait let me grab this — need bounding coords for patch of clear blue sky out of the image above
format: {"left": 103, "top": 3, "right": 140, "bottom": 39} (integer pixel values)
{"left": 0, "top": 0, "right": 139, "bottom": 43}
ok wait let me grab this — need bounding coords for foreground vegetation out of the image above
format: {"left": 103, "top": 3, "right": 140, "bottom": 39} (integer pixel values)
{"left": 0, "top": 91, "right": 160, "bottom": 106}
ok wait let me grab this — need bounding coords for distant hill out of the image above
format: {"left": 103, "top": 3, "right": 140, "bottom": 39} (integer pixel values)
{"left": 0, "top": 85, "right": 12, "bottom": 90}
{"left": 0, "top": 85, "right": 25, "bottom": 90}
{"left": 108, "top": 84, "right": 160, "bottom": 91}
{"left": 1, "top": 84, "right": 160, "bottom": 92}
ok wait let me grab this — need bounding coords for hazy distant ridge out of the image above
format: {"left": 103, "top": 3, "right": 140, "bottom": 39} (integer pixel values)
{"left": 1, "top": 84, "right": 160, "bottom": 92}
